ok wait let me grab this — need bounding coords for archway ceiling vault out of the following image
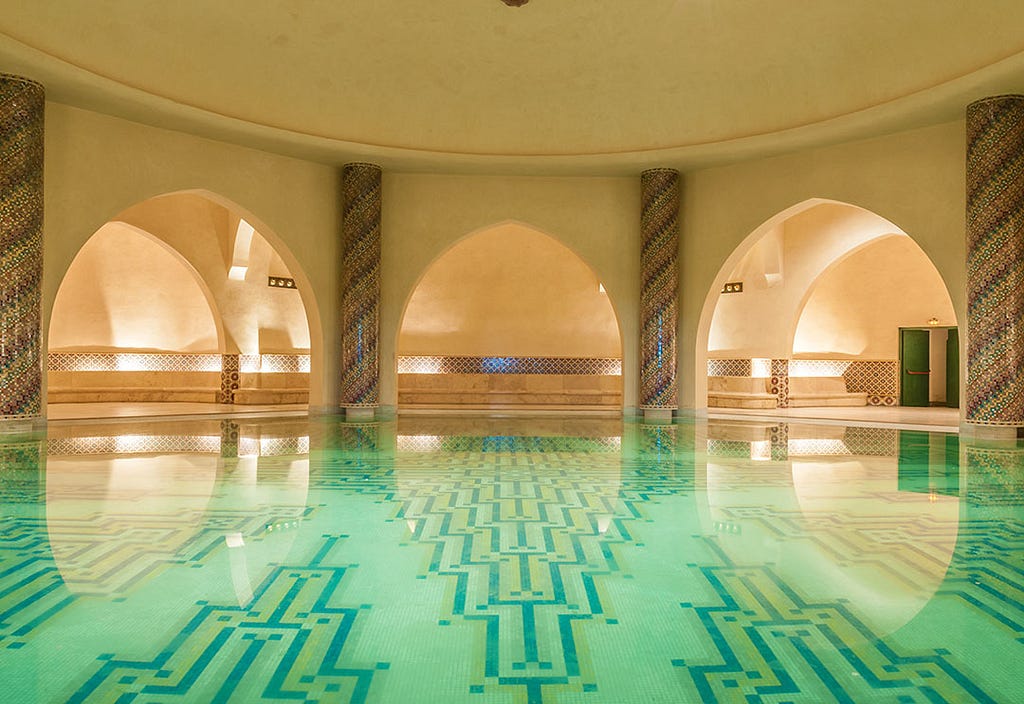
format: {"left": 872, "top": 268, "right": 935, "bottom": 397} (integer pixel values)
{"left": 3, "top": 0, "right": 1024, "bottom": 174}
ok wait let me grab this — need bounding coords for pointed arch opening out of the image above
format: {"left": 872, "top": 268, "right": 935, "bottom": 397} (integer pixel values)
{"left": 697, "top": 199, "right": 959, "bottom": 413}
{"left": 396, "top": 221, "right": 624, "bottom": 410}
{"left": 47, "top": 191, "right": 318, "bottom": 408}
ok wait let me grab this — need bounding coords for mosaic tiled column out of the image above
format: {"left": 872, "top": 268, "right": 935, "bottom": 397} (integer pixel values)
{"left": 0, "top": 75, "right": 44, "bottom": 424}
{"left": 340, "top": 163, "right": 382, "bottom": 421}
{"left": 639, "top": 168, "right": 679, "bottom": 421}
{"left": 219, "top": 353, "right": 239, "bottom": 404}
{"left": 770, "top": 359, "right": 789, "bottom": 409}
{"left": 966, "top": 95, "right": 1024, "bottom": 427}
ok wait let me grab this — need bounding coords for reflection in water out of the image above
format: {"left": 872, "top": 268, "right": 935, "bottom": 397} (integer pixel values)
{"left": 0, "top": 418, "right": 1020, "bottom": 702}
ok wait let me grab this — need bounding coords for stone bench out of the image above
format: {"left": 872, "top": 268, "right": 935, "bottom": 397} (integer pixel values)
{"left": 397, "top": 374, "right": 622, "bottom": 407}
{"left": 788, "top": 376, "right": 867, "bottom": 407}
{"left": 48, "top": 386, "right": 220, "bottom": 403}
{"left": 706, "top": 376, "right": 777, "bottom": 409}
{"left": 235, "top": 372, "right": 309, "bottom": 405}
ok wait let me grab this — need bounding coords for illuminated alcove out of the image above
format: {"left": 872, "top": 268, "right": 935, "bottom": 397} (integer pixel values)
{"left": 48, "top": 191, "right": 314, "bottom": 405}
{"left": 396, "top": 222, "right": 624, "bottom": 409}
{"left": 701, "top": 200, "right": 958, "bottom": 409}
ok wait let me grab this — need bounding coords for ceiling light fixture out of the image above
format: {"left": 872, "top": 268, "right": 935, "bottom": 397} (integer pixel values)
{"left": 501, "top": 0, "right": 530, "bottom": 6}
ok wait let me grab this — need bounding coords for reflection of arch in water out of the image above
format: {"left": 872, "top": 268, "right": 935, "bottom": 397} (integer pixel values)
{"left": 47, "top": 189, "right": 321, "bottom": 403}
{"left": 700, "top": 440, "right": 958, "bottom": 639}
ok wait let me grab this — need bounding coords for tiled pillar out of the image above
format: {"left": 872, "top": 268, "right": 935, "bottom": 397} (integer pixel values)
{"left": 0, "top": 75, "right": 44, "bottom": 425}
{"left": 639, "top": 168, "right": 679, "bottom": 422}
{"left": 770, "top": 359, "right": 789, "bottom": 408}
{"left": 340, "top": 163, "right": 382, "bottom": 421}
{"left": 219, "top": 353, "right": 239, "bottom": 404}
{"left": 966, "top": 95, "right": 1024, "bottom": 429}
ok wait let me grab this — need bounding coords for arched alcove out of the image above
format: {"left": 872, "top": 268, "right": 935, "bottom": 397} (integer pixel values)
{"left": 699, "top": 200, "right": 959, "bottom": 411}
{"left": 396, "top": 222, "right": 624, "bottom": 409}
{"left": 47, "top": 191, "right": 317, "bottom": 407}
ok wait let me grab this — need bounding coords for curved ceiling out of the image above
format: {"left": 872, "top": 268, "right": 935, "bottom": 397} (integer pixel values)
{"left": 3, "top": 0, "right": 1024, "bottom": 173}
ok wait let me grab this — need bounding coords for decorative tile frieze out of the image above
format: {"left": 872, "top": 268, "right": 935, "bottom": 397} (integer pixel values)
{"left": 397, "top": 356, "right": 622, "bottom": 375}
{"left": 843, "top": 360, "right": 899, "bottom": 406}
{"left": 48, "top": 353, "right": 223, "bottom": 372}
{"left": 706, "top": 359, "right": 752, "bottom": 377}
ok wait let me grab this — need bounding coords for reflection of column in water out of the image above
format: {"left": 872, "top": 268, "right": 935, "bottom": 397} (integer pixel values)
{"left": 219, "top": 419, "right": 239, "bottom": 459}
{"left": 770, "top": 422, "right": 789, "bottom": 461}
{"left": 1, "top": 435, "right": 50, "bottom": 704}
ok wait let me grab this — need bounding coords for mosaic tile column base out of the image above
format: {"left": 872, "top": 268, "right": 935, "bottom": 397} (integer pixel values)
{"left": 218, "top": 354, "right": 239, "bottom": 404}
{"left": 770, "top": 359, "right": 789, "bottom": 408}
{"left": 340, "top": 163, "right": 381, "bottom": 414}
{"left": 639, "top": 168, "right": 679, "bottom": 411}
{"left": 966, "top": 95, "right": 1024, "bottom": 426}
{"left": 0, "top": 75, "right": 44, "bottom": 421}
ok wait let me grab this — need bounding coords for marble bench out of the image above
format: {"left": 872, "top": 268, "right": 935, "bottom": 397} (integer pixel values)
{"left": 787, "top": 376, "right": 867, "bottom": 407}
{"left": 706, "top": 376, "right": 778, "bottom": 409}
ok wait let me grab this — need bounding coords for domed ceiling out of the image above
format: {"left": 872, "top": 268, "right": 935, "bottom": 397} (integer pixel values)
{"left": 2, "top": 0, "right": 1024, "bottom": 173}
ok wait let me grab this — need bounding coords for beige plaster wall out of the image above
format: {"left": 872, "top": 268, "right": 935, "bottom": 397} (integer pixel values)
{"left": 383, "top": 174, "right": 639, "bottom": 410}
{"left": 48, "top": 222, "right": 219, "bottom": 352}
{"left": 398, "top": 223, "right": 620, "bottom": 358}
{"left": 793, "top": 235, "right": 956, "bottom": 358}
{"left": 39, "top": 102, "right": 970, "bottom": 415}
{"left": 42, "top": 103, "right": 338, "bottom": 408}
{"left": 686, "top": 120, "right": 965, "bottom": 410}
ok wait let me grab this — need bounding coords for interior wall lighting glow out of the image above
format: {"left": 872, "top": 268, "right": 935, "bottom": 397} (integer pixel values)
{"left": 751, "top": 358, "right": 771, "bottom": 378}
{"left": 788, "top": 438, "right": 850, "bottom": 456}
{"left": 397, "top": 435, "right": 444, "bottom": 452}
{"left": 789, "top": 360, "right": 850, "bottom": 378}
{"left": 750, "top": 439, "right": 771, "bottom": 461}
{"left": 397, "top": 356, "right": 443, "bottom": 374}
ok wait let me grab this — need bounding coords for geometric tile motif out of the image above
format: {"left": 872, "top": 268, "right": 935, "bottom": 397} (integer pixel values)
{"left": 966, "top": 95, "right": 1024, "bottom": 425}
{"left": 48, "top": 353, "right": 224, "bottom": 372}
{"left": 640, "top": 169, "right": 679, "bottom": 409}
{"left": 707, "top": 359, "right": 753, "bottom": 377}
{"left": 844, "top": 360, "right": 899, "bottom": 406}
{"left": 46, "top": 435, "right": 222, "bottom": 456}
{"left": 675, "top": 557, "right": 999, "bottom": 704}
{"left": 67, "top": 539, "right": 384, "bottom": 704}
{"left": 340, "top": 163, "right": 382, "bottom": 408}
{"left": 397, "top": 356, "right": 623, "bottom": 375}
{"left": 0, "top": 75, "right": 44, "bottom": 419}
{"left": 392, "top": 448, "right": 632, "bottom": 702}
{"left": 219, "top": 353, "right": 239, "bottom": 404}
{"left": 217, "top": 354, "right": 238, "bottom": 405}
{"left": 770, "top": 358, "right": 789, "bottom": 408}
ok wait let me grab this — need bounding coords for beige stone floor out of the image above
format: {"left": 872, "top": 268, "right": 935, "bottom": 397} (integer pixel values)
{"left": 46, "top": 401, "right": 963, "bottom": 433}
{"left": 47, "top": 402, "right": 308, "bottom": 423}
{"left": 705, "top": 405, "right": 961, "bottom": 432}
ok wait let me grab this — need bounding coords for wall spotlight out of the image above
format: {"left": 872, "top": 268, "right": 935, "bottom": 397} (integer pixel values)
{"left": 268, "top": 276, "right": 296, "bottom": 289}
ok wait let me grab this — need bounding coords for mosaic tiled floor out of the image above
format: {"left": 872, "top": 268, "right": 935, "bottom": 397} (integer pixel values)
{"left": 0, "top": 417, "right": 1021, "bottom": 703}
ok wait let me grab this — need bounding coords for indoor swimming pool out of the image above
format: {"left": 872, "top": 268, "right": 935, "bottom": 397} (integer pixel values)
{"left": 0, "top": 415, "right": 1021, "bottom": 703}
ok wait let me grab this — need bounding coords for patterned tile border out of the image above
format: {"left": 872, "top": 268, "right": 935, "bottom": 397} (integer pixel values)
{"left": 706, "top": 359, "right": 752, "bottom": 377}
{"left": 48, "top": 353, "right": 310, "bottom": 374}
{"left": 708, "top": 359, "right": 899, "bottom": 406}
{"left": 397, "top": 356, "right": 622, "bottom": 375}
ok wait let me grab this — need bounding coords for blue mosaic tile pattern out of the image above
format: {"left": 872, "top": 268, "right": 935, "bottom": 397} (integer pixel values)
{"left": 0, "top": 419, "right": 1022, "bottom": 702}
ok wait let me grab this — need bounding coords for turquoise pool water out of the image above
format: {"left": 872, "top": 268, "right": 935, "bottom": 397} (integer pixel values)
{"left": 0, "top": 415, "right": 1021, "bottom": 703}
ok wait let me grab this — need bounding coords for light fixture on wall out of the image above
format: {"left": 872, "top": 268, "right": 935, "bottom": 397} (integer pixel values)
{"left": 928, "top": 317, "right": 940, "bottom": 325}
{"left": 721, "top": 281, "right": 743, "bottom": 294}
{"left": 500, "top": 0, "right": 530, "bottom": 6}
{"left": 268, "top": 276, "right": 296, "bottom": 289}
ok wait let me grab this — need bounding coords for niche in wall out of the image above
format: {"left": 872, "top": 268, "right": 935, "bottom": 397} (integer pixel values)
{"left": 397, "top": 222, "right": 623, "bottom": 408}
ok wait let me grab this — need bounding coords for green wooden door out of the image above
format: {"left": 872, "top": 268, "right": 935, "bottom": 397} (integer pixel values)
{"left": 945, "top": 327, "right": 959, "bottom": 408}
{"left": 900, "top": 328, "right": 930, "bottom": 406}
